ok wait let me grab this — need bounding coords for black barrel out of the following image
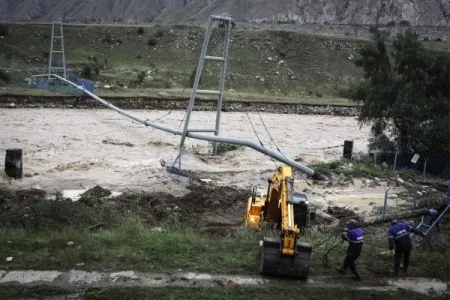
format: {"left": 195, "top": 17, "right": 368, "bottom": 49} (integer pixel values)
{"left": 5, "top": 148, "right": 22, "bottom": 179}
{"left": 343, "top": 140, "right": 353, "bottom": 159}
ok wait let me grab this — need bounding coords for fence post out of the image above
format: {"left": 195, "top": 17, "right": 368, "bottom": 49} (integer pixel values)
{"left": 428, "top": 186, "right": 432, "bottom": 208}
{"left": 447, "top": 181, "right": 450, "bottom": 202}
{"left": 393, "top": 151, "right": 398, "bottom": 172}
{"left": 382, "top": 187, "right": 391, "bottom": 221}
{"left": 423, "top": 158, "right": 428, "bottom": 181}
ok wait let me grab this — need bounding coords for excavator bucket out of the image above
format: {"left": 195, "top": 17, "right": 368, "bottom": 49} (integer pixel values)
{"left": 259, "top": 237, "right": 312, "bottom": 279}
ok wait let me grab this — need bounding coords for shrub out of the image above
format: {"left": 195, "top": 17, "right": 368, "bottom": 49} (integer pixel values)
{"left": 137, "top": 26, "right": 145, "bottom": 35}
{"left": 148, "top": 37, "right": 158, "bottom": 46}
{"left": 0, "top": 69, "right": 10, "bottom": 83}
{"left": 386, "top": 21, "right": 396, "bottom": 27}
{"left": 137, "top": 71, "right": 146, "bottom": 84}
{"left": 0, "top": 24, "right": 9, "bottom": 36}
{"left": 399, "top": 20, "right": 412, "bottom": 27}
{"left": 81, "top": 65, "right": 93, "bottom": 79}
{"left": 156, "top": 30, "right": 164, "bottom": 38}
{"left": 336, "top": 86, "right": 351, "bottom": 98}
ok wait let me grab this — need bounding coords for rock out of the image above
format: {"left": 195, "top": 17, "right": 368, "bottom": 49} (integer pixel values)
{"left": 151, "top": 227, "right": 163, "bottom": 233}
{"left": 397, "top": 177, "right": 404, "bottom": 184}
{"left": 6, "top": 257, "right": 13, "bottom": 263}
{"left": 8, "top": 103, "right": 16, "bottom": 108}
{"left": 67, "top": 241, "right": 75, "bottom": 247}
{"left": 75, "top": 262, "right": 85, "bottom": 267}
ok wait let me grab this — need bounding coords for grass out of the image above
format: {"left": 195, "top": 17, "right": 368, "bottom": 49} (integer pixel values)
{"left": 83, "top": 286, "right": 445, "bottom": 300}
{"left": 1, "top": 217, "right": 449, "bottom": 281}
{"left": 0, "top": 285, "right": 444, "bottom": 300}
{"left": 0, "top": 22, "right": 368, "bottom": 100}
{"left": 0, "top": 219, "right": 259, "bottom": 273}
{"left": 309, "top": 159, "right": 386, "bottom": 180}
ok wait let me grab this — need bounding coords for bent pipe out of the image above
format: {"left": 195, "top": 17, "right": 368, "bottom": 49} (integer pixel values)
{"left": 48, "top": 74, "right": 328, "bottom": 181}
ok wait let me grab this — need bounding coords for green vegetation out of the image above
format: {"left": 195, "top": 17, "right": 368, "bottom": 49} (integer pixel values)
{"left": 0, "top": 219, "right": 258, "bottom": 273}
{"left": 0, "top": 69, "right": 10, "bottom": 83}
{"left": 216, "top": 143, "right": 242, "bottom": 155}
{"left": 84, "top": 286, "right": 442, "bottom": 300}
{"left": 309, "top": 159, "right": 386, "bottom": 180}
{"left": 351, "top": 30, "right": 450, "bottom": 156}
{"left": 0, "top": 285, "right": 72, "bottom": 299}
{"left": 0, "top": 285, "right": 442, "bottom": 300}
{"left": 0, "top": 199, "right": 449, "bottom": 280}
{"left": 0, "top": 23, "right": 368, "bottom": 100}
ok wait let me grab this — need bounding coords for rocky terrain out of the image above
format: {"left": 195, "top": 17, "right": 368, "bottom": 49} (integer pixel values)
{"left": 2, "top": 0, "right": 450, "bottom": 26}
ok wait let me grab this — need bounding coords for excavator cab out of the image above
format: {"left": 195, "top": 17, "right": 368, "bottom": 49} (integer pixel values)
{"left": 245, "top": 166, "right": 312, "bottom": 279}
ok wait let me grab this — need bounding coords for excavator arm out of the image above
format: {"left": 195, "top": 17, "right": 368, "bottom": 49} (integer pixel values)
{"left": 245, "top": 165, "right": 312, "bottom": 279}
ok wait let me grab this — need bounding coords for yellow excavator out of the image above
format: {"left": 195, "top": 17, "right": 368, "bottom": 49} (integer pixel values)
{"left": 245, "top": 165, "right": 312, "bottom": 279}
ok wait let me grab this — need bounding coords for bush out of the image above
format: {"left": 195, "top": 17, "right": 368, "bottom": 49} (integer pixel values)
{"left": 137, "top": 26, "right": 145, "bottom": 35}
{"left": 81, "top": 65, "right": 93, "bottom": 79}
{"left": 0, "top": 69, "right": 10, "bottom": 83}
{"left": 156, "top": 30, "right": 164, "bottom": 38}
{"left": 137, "top": 71, "right": 146, "bottom": 84}
{"left": 336, "top": 86, "right": 351, "bottom": 98}
{"left": 399, "top": 20, "right": 412, "bottom": 27}
{"left": 148, "top": 37, "right": 158, "bottom": 46}
{"left": 0, "top": 24, "right": 9, "bottom": 36}
{"left": 216, "top": 143, "right": 242, "bottom": 155}
{"left": 386, "top": 21, "right": 396, "bottom": 27}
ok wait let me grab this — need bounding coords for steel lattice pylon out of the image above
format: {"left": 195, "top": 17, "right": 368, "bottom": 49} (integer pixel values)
{"left": 48, "top": 21, "right": 67, "bottom": 80}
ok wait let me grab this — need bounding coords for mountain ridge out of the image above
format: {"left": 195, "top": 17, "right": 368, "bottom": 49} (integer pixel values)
{"left": 1, "top": 0, "right": 450, "bottom": 26}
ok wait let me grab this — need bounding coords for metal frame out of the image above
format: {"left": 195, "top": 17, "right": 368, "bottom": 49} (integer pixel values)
{"left": 48, "top": 21, "right": 67, "bottom": 80}
{"left": 37, "top": 73, "right": 327, "bottom": 180}
{"left": 180, "top": 15, "right": 232, "bottom": 156}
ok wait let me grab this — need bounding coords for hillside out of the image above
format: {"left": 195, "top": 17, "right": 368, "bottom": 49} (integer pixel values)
{"left": 2, "top": 0, "right": 450, "bottom": 26}
{"left": 0, "top": 22, "right": 367, "bottom": 99}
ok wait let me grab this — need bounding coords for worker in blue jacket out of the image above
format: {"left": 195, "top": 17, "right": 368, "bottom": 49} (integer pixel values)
{"left": 388, "top": 219, "right": 424, "bottom": 275}
{"left": 336, "top": 219, "right": 364, "bottom": 281}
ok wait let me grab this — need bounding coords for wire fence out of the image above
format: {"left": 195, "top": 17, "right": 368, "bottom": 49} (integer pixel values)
{"left": 369, "top": 185, "right": 448, "bottom": 221}
{"left": 10, "top": 72, "right": 94, "bottom": 96}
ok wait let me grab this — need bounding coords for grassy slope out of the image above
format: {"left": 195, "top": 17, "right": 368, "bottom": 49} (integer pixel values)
{"left": 0, "top": 23, "right": 365, "bottom": 100}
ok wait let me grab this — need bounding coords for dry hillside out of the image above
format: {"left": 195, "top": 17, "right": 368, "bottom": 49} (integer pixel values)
{"left": 1, "top": 0, "right": 450, "bottom": 26}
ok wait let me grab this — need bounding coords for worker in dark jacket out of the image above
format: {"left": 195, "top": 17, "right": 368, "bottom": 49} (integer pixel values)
{"left": 388, "top": 219, "right": 424, "bottom": 275}
{"left": 336, "top": 219, "right": 364, "bottom": 281}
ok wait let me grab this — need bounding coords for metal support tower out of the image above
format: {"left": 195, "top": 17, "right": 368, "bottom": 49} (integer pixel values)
{"left": 179, "top": 15, "right": 232, "bottom": 159}
{"left": 48, "top": 21, "right": 67, "bottom": 80}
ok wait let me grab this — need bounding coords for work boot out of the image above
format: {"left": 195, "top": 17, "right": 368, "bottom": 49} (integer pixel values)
{"left": 336, "top": 267, "right": 345, "bottom": 274}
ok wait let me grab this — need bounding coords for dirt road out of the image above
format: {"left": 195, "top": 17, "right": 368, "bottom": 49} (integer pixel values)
{"left": 0, "top": 269, "right": 447, "bottom": 296}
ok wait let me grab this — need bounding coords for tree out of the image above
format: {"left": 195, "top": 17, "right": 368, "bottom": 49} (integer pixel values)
{"left": 351, "top": 30, "right": 450, "bottom": 155}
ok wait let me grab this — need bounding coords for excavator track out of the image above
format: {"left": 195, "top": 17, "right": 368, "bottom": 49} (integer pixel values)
{"left": 259, "top": 237, "right": 312, "bottom": 280}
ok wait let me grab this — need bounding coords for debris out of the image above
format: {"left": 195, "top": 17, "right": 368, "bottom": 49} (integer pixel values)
{"left": 6, "top": 257, "right": 13, "bottom": 263}
{"left": 151, "top": 227, "right": 163, "bottom": 233}
{"left": 67, "top": 241, "right": 75, "bottom": 247}
{"left": 80, "top": 185, "right": 111, "bottom": 199}
{"left": 102, "top": 138, "right": 134, "bottom": 147}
